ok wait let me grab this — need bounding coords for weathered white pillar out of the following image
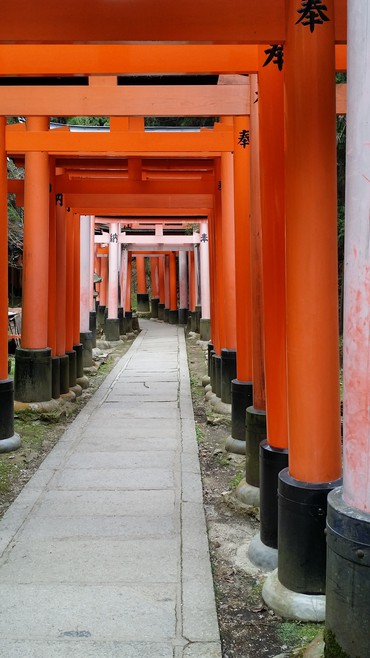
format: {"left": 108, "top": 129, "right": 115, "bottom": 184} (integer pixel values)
{"left": 325, "top": 3, "right": 370, "bottom": 655}
{"left": 199, "top": 219, "right": 211, "bottom": 320}
{"left": 89, "top": 216, "right": 95, "bottom": 313}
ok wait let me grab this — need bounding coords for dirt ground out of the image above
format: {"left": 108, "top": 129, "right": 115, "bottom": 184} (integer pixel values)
{"left": 186, "top": 333, "right": 323, "bottom": 658}
{"left": 0, "top": 326, "right": 322, "bottom": 657}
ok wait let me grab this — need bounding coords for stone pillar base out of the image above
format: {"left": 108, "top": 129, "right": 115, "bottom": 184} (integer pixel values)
{"left": 212, "top": 353, "right": 222, "bottom": 398}
{"left": 221, "top": 348, "right": 237, "bottom": 404}
{"left": 105, "top": 318, "right": 120, "bottom": 341}
{"left": 66, "top": 350, "right": 77, "bottom": 388}
{"left": 169, "top": 310, "right": 178, "bottom": 325}
{"left": 151, "top": 298, "right": 159, "bottom": 318}
{"left": 262, "top": 569, "right": 325, "bottom": 622}
{"left": 14, "top": 347, "right": 52, "bottom": 403}
{"left": 200, "top": 318, "right": 211, "bottom": 341}
{"left": 195, "top": 304, "right": 201, "bottom": 332}
{"left": 178, "top": 308, "right": 188, "bottom": 325}
{"left": 89, "top": 311, "right": 97, "bottom": 348}
{"left": 118, "top": 307, "right": 125, "bottom": 334}
{"left": 226, "top": 380, "right": 253, "bottom": 454}
{"left": 97, "top": 305, "right": 106, "bottom": 329}
{"left": 260, "top": 441, "right": 288, "bottom": 550}
{"left": 278, "top": 468, "right": 342, "bottom": 595}
{"left": 235, "top": 479, "right": 260, "bottom": 506}
{"left": 248, "top": 532, "right": 278, "bottom": 572}
{"left": 80, "top": 331, "right": 93, "bottom": 367}
{"left": 158, "top": 303, "right": 165, "bottom": 320}
{"left": 325, "top": 488, "right": 370, "bottom": 658}
{"left": 137, "top": 293, "right": 150, "bottom": 313}
{"left": 51, "top": 356, "right": 60, "bottom": 399}
{"left": 0, "top": 379, "right": 21, "bottom": 452}
{"left": 207, "top": 343, "right": 214, "bottom": 378}
{"left": 246, "top": 406, "right": 267, "bottom": 488}
{"left": 190, "top": 311, "right": 198, "bottom": 332}
{"left": 59, "top": 354, "right": 70, "bottom": 394}
{"left": 73, "top": 343, "right": 84, "bottom": 379}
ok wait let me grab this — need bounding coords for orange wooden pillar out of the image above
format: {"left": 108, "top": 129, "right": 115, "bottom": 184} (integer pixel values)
{"left": 55, "top": 201, "right": 69, "bottom": 394}
{"left": 168, "top": 251, "right": 178, "bottom": 324}
{"left": 219, "top": 118, "right": 237, "bottom": 406}
{"left": 263, "top": 0, "right": 342, "bottom": 611}
{"left": 150, "top": 257, "right": 159, "bottom": 318}
{"left": 99, "top": 247, "right": 108, "bottom": 329}
{"left": 239, "top": 74, "right": 267, "bottom": 503}
{"left": 158, "top": 255, "right": 166, "bottom": 320}
{"left": 14, "top": 116, "right": 52, "bottom": 403}
{"left": 248, "top": 48, "right": 289, "bottom": 566}
{"left": 80, "top": 216, "right": 94, "bottom": 366}
{"left": 226, "top": 115, "right": 253, "bottom": 454}
{"left": 136, "top": 254, "right": 149, "bottom": 312}
{"left": 125, "top": 253, "right": 133, "bottom": 331}
{"left": 89, "top": 217, "right": 97, "bottom": 348}
{"left": 164, "top": 254, "right": 170, "bottom": 322}
{"left": 72, "top": 213, "right": 85, "bottom": 383}
{"left": 48, "top": 160, "right": 60, "bottom": 399}
{"left": 0, "top": 115, "right": 20, "bottom": 450}
{"left": 209, "top": 158, "right": 225, "bottom": 400}
{"left": 65, "top": 208, "right": 77, "bottom": 389}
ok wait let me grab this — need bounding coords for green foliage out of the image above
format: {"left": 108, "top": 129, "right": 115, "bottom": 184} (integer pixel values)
{"left": 67, "top": 116, "right": 109, "bottom": 126}
{"left": 277, "top": 621, "right": 323, "bottom": 649}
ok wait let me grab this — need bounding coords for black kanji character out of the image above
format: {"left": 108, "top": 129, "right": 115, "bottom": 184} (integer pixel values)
{"left": 296, "top": 0, "right": 330, "bottom": 32}
{"left": 200, "top": 233, "right": 208, "bottom": 243}
{"left": 237, "top": 129, "right": 250, "bottom": 148}
{"left": 110, "top": 233, "right": 118, "bottom": 243}
{"left": 263, "top": 45, "right": 284, "bottom": 71}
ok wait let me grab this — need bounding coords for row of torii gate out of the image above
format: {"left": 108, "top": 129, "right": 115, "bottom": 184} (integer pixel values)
{"left": 0, "top": 1, "right": 369, "bottom": 656}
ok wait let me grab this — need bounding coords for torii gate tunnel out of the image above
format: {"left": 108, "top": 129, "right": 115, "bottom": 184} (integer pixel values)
{"left": 0, "top": 1, "right": 369, "bottom": 656}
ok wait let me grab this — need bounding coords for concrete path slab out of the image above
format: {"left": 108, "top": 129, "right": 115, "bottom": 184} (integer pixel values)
{"left": 0, "top": 320, "right": 221, "bottom": 657}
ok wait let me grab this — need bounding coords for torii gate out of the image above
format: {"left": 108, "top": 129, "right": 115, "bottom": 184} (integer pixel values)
{"left": 1, "top": 1, "right": 369, "bottom": 654}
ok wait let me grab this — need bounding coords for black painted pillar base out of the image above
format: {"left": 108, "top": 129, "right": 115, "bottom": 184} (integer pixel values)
{"left": 80, "top": 331, "right": 93, "bottom": 367}
{"left": 73, "top": 343, "right": 84, "bottom": 379}
{"left": 260, "top": 441, "right": 289, "bottom": 549}
{"left": 158, "top": 303, "right": 165, "bottom": 321}
{"left": 245, "top": 406, "right": 267, "bottom": 488}
{"left": 66, "top": 350, "right": 77, "bottom": 388}
{"left": 51, "top": 356, "right": 61, "bottom": 399}
{"left": 169, "top": 310, "right": 178, "bottom": 325}
{"left": 59, "top": 354, "right": 70, "bottom": 394}
{"left": 0, "top": 379, "right": 21, "bottom": 452}
{"left": 209, "top": 350, "right": 216, "bottom": 388}
{"left": 195, "top": 305, "right": 201, "bottom": 333}
{"left": 132, "top": 315, "right": 140, "bottom": 331}
{"left": 151, "top": 298, "right": 159, "bottom": 318}
{"left": 14, "top": 347, "right": 52, "bottom": 403}
{"left": 97, "top": 305, "right": 106, "bottom": 329}
{"left": 325, "top": 488, "right": 370, "bottom": 658}
{"left": 164, "top": 308, "right": 170, "bottom": 323}
{"left": 278, "top": 468, "right": 342, "bottom": 594}
{"left": 207, "top": 343, "right": 214, "bottom": 378}
{"left": 89, "top": 311, "right": 97, "bottom": 348}
{"left": 137, "top": 293, "right": 150, "bottom": 313}
{"left": 221, "top": 348, "right": 237, "bottom": 404}
{"left": 190, "top": 311, "right": 198, "bottom": 332}
{"left": 226, "top": 380, "right": 253, "bottom": 454}
{"left": 105, "top": 318, "right": 120, "bottom": 341}
{"left": 125, "top": 311, "right": 133, "bottom": 333}
{"left": 200, "top": 318, "right": 211, "bottom": 341}
{"left": 212, "top": 354, "right": 222, "bottom": 398}
{"left": 178, "top": 308, "right": 188, "bottom": 325}
{"left": 118, "top": 307, "right": 125, "bottom": 334}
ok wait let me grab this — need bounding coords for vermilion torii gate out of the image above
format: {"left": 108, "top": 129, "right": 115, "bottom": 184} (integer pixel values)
{"left": 1, "top": 1, "right": 369, "bottom": 655}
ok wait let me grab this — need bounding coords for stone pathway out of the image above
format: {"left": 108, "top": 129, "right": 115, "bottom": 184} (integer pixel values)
{"left": 0, "top": 320, "right": 221, "bottom": 658}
